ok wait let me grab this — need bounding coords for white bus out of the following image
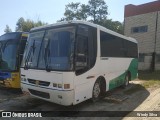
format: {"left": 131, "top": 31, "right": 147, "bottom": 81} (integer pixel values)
{"left": 21, "top": 21, "right": 138, "bottom": 106}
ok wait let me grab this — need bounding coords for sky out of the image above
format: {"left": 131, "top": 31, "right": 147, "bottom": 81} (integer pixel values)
{"left": 0, "top": 0, "right": 155, "bottom": 35}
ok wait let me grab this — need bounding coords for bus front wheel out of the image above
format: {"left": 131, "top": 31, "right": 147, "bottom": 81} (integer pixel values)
{"left": 92, "top": 80, "right": 101, "bottom": 102}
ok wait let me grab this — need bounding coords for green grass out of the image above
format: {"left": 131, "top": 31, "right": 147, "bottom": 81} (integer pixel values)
{"left": 138, "top": 70, "right": 160, "bottom": 80}
{"left": 141, "top": 80, "right": 160, "bottom": 88}
{"left": 124, "top": 71, "right": 160, "bottom": 95}
{"left": 138, "top": 70, "right": 160, "bottom": 88}
{"left": 123, "top": 84, "right": 144, "bottom": 95}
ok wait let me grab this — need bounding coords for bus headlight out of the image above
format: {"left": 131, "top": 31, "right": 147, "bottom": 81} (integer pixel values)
{"left": 53, "top": 83, "right": 57, "bottom": 87}
{"left": 58, "top": 84, "right": 62, "bottom": 88}
{"left": 53, "top": 83, "right": 70, "bottom": 89}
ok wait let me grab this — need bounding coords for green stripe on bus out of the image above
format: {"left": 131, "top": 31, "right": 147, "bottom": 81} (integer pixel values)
{"left": 109, "top": 58, "right": 138, "bottom": 90}
{"left": 109, "top": 72, "right": 126, "bottom": 90}
{"left": 128, "top": 58, "right": 138, "bottom": 80}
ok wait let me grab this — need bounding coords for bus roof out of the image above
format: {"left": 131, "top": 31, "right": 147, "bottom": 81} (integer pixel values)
{"left": 0, "top": 32, "right": 28, "bottom": 37}
{"left": 0, "top": 32, "right": 28, "bottom": 41}
{"left": 31, "top": 20, "right": 137, "bottom": 43}
{"left": 1, "top": 32, "right": 22, "bottom": 36}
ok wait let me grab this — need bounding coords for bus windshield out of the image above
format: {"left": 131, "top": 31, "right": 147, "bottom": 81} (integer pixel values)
{"left": 22, "top": 26, "right": 75, "bottom": 71}
{"left": 0, "top": 34, "right": 20, "bottom": 71}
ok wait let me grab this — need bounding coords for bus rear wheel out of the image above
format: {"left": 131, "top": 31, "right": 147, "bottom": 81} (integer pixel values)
{"left": 122, "top": 73, "right": 130, "bottom": 88}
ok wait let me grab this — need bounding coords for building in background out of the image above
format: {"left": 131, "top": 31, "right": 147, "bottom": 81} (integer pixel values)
{"left": 124, "top": 0, "right": 160, "bottom": 70}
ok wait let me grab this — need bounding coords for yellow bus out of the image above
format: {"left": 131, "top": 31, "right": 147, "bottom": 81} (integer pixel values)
{"left": 0, "top": 32, "right": 28, "bottom": 88}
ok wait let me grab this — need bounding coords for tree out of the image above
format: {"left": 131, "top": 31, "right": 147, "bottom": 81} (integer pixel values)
{"left": 88, "top": 0, "right": 108, "bottom": 23}
{"left": 59, "top": 0, "right": 108, "bottom": 23}
{"left": 15, "top": 17, "right": 25, "bottom": 32}
{"left": 15, "top": 17, "right": 47, "bottom": 32}
{"left": 59, "top": 0, "right": 124, "bottom": 34}
{"left": 4, "top": 25, "right": 12, "bottom": 33}
{"left": 100, "top": 19, "right": 124, "bottom": 34}
{"left": 58, "top": 2, "right": 88, "bottom": 22}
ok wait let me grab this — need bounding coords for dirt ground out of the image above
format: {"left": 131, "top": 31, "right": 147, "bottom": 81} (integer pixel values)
{"left": 0, "top": 79, "right": 159, "bottom": 120}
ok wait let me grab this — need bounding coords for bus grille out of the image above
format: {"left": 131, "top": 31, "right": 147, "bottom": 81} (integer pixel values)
{"left": 28, "top": 79, "right": 50, "bottom": 87}
{"left": 28, "top": 89, "right": 50, "bottom": 99}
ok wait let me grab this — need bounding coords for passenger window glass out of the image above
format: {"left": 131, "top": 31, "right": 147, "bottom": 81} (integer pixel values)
{"left": 100, "top": 31, "right": 138, "bottom": 58}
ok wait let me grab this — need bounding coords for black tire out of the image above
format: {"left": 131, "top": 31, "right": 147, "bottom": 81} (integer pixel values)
{"left": 122, "top": 73, "right": 129, "bottom": 88}
{"left": 92, "top": 78, "right": 106, "bottom": 102}
{"left": 92, "top": 80, "right": 101, "bottom": 102}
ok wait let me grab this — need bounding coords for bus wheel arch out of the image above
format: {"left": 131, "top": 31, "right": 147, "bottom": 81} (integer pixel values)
{"left": 92, "top": 76, "right": 106, "bottom": 102}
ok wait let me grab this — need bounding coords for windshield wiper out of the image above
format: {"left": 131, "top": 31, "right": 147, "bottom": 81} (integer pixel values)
{"left": 24, "top": 40, "right": 36, "bottom": 69}
{"left": 44, "top": 39, "right": 51, "bottom": 72}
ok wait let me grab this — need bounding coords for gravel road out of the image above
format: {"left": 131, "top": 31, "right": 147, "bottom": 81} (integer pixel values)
{"left": 0, "top": 80, "right": 159, "bottom": 120}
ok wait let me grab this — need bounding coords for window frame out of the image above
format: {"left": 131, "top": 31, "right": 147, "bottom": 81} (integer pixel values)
{"left": 131, "top": 26, "right": 148, "bottom": 34}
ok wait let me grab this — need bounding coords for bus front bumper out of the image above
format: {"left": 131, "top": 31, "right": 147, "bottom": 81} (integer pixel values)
{"left": 0, "top": 79, "right": 10, "bottom": 87}
{"left": 0, "top": 72, "right": 20, "bottom": 88}
{"left": 21, "top": 83, "right": 74, "bottom": 106}
{"left": 0, "top": 78, "right": 20, "bottom": 88}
